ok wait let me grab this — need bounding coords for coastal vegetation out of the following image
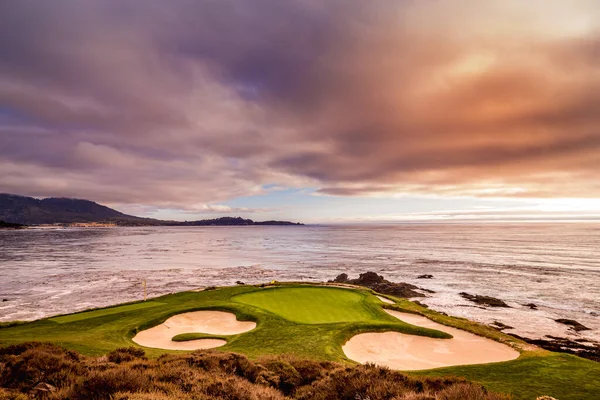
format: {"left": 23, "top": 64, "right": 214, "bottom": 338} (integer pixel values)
{"left": 0, "top": 343, "right": 508, "bottom": 400}
{"left": 0, "top": 284, "right": 598, "bottom": 399}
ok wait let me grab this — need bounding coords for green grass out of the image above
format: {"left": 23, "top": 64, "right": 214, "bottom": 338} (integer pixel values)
{"left": 0, "top": 283, "right": 598, "bottom": 400}
{"left": 232, "top": 286, "right": 386, "bottom": 324}
{"left": 171, "top": 332, "right": 230, "bottom": 342}
{"left": 0, "top": 285, "right": 445, "bottom": 359}
{"left": 412, "top": 352, "right": 600, "bottom": 400}
{"left": 49, "top": 301, "right": 165, "bottom": 323}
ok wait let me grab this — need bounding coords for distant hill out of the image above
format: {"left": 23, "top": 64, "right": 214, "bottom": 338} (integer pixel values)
{"left": 0, "top": 194, "right": 159, "bottom": 225}
{"left": 0, "top": 194, "right": 302, "bottom": 226}
{"left": 0, "top": 220, "right": 24, "bottom": 229}
{"left": 180, "top": 216, "right": 301, "bottom": 226}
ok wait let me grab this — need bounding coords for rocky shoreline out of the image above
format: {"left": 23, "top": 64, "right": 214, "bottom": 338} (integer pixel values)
{"left": 330, "top": 272, "right": 599, "bottom": 363}
{"left": 330, "top": 272, "right": 432, "bottom": 298}
{"left": 509, "top": 334, "right": 600, "bottom": 362}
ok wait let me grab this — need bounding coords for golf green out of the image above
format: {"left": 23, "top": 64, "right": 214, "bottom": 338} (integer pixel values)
{"left": 232, "top": 286, "right": 379, "bottom": 324}
{"left": 1, "top": 284, "right": 599, "bottom": 400}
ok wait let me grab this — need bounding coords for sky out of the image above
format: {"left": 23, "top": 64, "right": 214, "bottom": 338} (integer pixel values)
{"left": 1, "top": 0, "right": 599, "bottom": 223}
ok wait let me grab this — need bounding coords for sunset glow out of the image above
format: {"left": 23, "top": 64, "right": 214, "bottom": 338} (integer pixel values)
{"left": 1, "top": 0, "right": 599, "bottom": 221}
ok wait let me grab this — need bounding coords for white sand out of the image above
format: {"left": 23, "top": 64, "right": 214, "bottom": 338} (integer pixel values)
{"left": 132, "top": 311, "right": 256, "bottom": 351}
{"left": 343, "top": 309, "right": 519, "bottom": 370}
{"left": 376, "top": 295, "right": 395, "bottom": 304}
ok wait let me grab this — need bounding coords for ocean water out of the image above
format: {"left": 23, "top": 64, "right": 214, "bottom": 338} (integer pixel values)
{"left": 1, "top": 223, "right": 598, "bottom": 342}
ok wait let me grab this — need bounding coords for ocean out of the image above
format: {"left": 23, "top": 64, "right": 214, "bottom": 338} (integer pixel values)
{"left": 1, "top": 223, "right": 598, "bottom": 342}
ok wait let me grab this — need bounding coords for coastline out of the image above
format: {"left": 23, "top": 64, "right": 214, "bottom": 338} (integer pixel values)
{"left": 2, "top": 277, "right": 598, "bottom": 363}
{"left": 1, "top": 282, "right": 599, "bottom": 400}
{"left": 1, "top": 224, "right": 598, "bottom": 358}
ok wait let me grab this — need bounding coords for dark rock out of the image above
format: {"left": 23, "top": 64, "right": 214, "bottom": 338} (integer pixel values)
{"left": 413, "top": 300, "right": 429, "bottom": 309}
{"left": 334, "top": 272, "right": 428, "bottom": 298}
{"left": 490, "top": 321, "right": 514, "bottom": 330}
{"left": 235, "top": 281, "right": 245, "bottom": 285}
{"left": 2, "top": 299, "right": 7, "bottom": 302}
{"left": 417, "top": 274, "right": 434, "bottom": 279}
{"left": 555, "top": 319, "right": 590, "bottom": 332}
{"left": 524, "top": 303, "right": 538, "bottom": 310}
{"left": 459, "top": 292, "right": 510, "bottom": 308}
{"left": 332, "top": 273, "right": 349, "bottom": 283}
{"left": 510, "top": 333, "right": 600, "bottom": 362}
{"left": 355, "top": 272, "right": 385, "bottom": 285}
{"left": 371, "top": 282, "right": 426, "bottom": 298}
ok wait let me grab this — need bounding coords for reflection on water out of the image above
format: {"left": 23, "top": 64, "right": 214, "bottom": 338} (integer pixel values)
{"left": 0, "top": 223, "right": 598, "bottom": 340}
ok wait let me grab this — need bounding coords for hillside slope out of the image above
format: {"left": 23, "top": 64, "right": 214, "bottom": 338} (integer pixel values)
{"left": 0, "top": 194, "right": 151, "bottom": 225}
{"left": 0, "top": 193, "right": 301, "bottom": 226}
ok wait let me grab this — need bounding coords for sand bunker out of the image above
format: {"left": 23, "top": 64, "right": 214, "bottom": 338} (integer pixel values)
{"left": 343, "top": 309, "right": 519, "bottom": 370}
{"left": 133, "top": 311, "right": 256, "bottom": 351}
{"left": 376, "top": 295, "right": 395, "bottom": 304}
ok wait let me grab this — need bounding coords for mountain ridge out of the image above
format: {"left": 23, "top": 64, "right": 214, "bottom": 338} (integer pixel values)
{"left": 0, "top": 193, "right": 302, "bottom": 226}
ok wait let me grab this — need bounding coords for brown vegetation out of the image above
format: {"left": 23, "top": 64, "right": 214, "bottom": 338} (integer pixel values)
{"left": 0, "top": 343, "right": 510, "bottom": 400}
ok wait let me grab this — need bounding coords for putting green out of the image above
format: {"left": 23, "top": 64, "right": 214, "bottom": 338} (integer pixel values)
{"left": 232, "top": 287, "right": 377, "bottom": 324}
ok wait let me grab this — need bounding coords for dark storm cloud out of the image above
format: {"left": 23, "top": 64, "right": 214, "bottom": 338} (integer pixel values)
{"left": 1, "top": 0, "right": 599, "bottom": 207}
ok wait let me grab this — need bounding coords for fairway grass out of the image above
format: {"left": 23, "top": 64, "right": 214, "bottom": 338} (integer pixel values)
{"left": 1, "top": 283, "right": 598, "bottom": 400}
{"left": 49, "top": 301, "right": 166, "bottom": 324}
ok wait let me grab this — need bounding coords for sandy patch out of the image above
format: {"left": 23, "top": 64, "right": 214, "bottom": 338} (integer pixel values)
{"left": 376, "top": 295, "right": 395, "bottom": 304}
{"left": 343, "top": 309, "right": 519, "bottom": 370}
{"left": 133, "top": 311, "right": 256, "bottom": 351}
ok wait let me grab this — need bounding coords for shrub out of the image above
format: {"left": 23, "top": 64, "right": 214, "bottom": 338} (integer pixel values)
{"left": 70, "top": 367, "right": 151, "bottom": 400}
{"left": 107, "top": 347, "right": 147, "bottom": 364}
{"left": 0, "top": 388, "right": 29, "bottom": 400}
{"left": 112, "top": 392, "right": 177, "bottom": 400}
{"left": 260, "top": 359, "right": 302, "bottom": 395}
{"left": 437, "top": 383, "right": 511, "bottom": 400}
{"left": 188, "top": 350, "right": 261, "bottom": 381}
{"left": 0, "top": 343, "right": 509, "bottom": 400}
{"left": 0, "top": 343, "right": 83, "bottom": 391}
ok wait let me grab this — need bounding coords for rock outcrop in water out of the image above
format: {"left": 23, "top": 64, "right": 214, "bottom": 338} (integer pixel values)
{"left": 555, "top": 319, "right": 590, "bottom": 332}
{"left": 490, "top": 321, "right": 514, "bottom": 330}
{"left": 331, "top": 272, "right": 428, "bottom": 298}
{"left": 460, "top": 292, "right": 510, "bottom": 308}
{"left": 417, "top": 274, "right": 433, "bottom": 279}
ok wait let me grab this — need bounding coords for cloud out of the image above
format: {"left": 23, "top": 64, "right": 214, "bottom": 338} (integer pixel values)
{"left": 0, "top": 0, "right": 599, "bottom": 209}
